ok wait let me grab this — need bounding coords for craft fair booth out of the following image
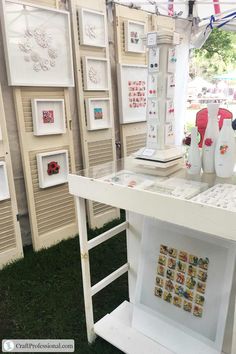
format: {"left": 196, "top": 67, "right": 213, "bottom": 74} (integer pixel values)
{"left": 0, "top": 0, "right": 236, "bottom": 353}
{"left": 68, "top": 1, "right": 236, "bottom": 354}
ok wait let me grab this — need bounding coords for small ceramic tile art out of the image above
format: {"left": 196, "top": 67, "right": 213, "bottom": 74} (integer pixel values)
{"left": 154, "top": 245, "right": 209, "bottom": 318}
{"left": 43, "top": 110, "right": 54, "bottom": 124}
{"left": 94, "top": 107, "right": 103, "bottom": 120}
{"left": 128, "top": 80, "right": 146, "bottom": 109}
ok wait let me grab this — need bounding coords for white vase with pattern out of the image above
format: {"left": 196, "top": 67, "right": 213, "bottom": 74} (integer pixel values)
{"left": 202, "top": 103, "right": 220, "bottom": 173}
{"left": 186, "top": 127, "right": 201, "bottom": 175}
{"left": 215, "top": 119, "right": 236, "bottom": 178}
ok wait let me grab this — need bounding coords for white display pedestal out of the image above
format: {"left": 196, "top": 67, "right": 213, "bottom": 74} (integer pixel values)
{"left": 68, "top": 157, "right": 236, "bottom": 354}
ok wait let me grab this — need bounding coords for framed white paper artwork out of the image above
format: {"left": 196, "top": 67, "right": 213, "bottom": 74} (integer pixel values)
{"left": 117, "top": 64, "right": 147, "bottom": 124}
{"left": 36, "top": 150, "right": 69, "bottom": 189}
{"left": 132, "top": 218, "right": 236, "bottom": 354}
{"left": 124, "top": 20, "right": 145, "bottom": 53}
{"left": 82, "top": 57, "right": 109, "bottom": 91}
{"left": 32, "top": 99, "right": 66, "bottom": 136}
{"left": 85, "top": 98, "right": 111, "bottom": 130}
{"left": 0, "top": 0, "right": 74, "bottom": 86}
{"left": 0, "top": 161, "right": 10, "bottom": 201}
{"left": 79, "top": 8, "right": 106, "bottom": 47}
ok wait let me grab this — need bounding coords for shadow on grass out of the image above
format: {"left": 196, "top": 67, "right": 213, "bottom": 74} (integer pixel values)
{"left": 0, "top": 214, "right": 128, "bottom": 353}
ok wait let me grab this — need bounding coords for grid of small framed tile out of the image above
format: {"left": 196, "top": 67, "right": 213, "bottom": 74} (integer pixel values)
{"left": 154, "top": 244, "right": 209, "bottom": 318}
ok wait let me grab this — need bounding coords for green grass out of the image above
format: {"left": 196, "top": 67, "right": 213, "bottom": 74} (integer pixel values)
{"left": 0, "top": 216, "right": 128, "bottom": 353}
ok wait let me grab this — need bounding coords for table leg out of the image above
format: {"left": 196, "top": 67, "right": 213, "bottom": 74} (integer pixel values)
{"left": 75, "top": 197, "right": 96, "bottom": 344}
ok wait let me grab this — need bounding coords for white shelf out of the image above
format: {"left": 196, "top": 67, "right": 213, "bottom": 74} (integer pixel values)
{"left": 95, "top": 301, "right": 227, "bottom": 354}
{"left": 94, "top": 301, "right": 173, "bottom": 354}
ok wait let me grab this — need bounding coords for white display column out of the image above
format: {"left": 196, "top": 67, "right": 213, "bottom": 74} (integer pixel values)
{"left": 146, "top": 31, "right": 178, "bottom": 150}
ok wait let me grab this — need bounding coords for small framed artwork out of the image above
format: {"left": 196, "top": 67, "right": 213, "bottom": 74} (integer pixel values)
{"left": 0, "top": 0, "right": 74, "bottom": 86}
{"left": 124, "top": 20, "right": 145, "bottom": 53}
{"left": 36, "top": 150, "right": 69, "bottom": 189}
{"left": 132, "top": 218, "right": 236, "bottom": 354}
{"left": 82, "top": 57, "right": 109, "bottom": 91}
{"left": 168, "top": 48, "right": 177, "bottom": 73}
{"left": 0, "top": 161, "right": 10, "bottom": 201}
{"left": 117, "top": 64, "right": 147, "bottom": 124}
{"left": 167, "top": 74, "right": 175, "bottom": 98}
{"left": 31, "top": 99, "right": 66, "bottom": 136}
{"left": 79, "top": 8, "right": 106, "bottom": 47}
{"left": 85, "top": 98, "right": 111, "bottom": 130}
{"left": 166, "top": 100, "right": 175, "bottom": 123}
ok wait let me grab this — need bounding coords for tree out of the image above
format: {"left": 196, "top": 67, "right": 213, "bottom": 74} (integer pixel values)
{"left": 190, "top": 28, "right": 236, "bottom": 80}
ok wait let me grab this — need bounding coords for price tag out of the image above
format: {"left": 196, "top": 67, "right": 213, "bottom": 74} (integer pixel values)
{"left": 142, "top": 148, "right": 155, "bottom": 157}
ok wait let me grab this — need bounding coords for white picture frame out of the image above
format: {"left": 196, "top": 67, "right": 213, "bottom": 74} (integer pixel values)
{"left": 124, "top": 20, "right": 145, "bottom": 53}
{"left": 0, "top": 161, "right": 10, "bottom": 201}
{"left": 79, "top": 8, "right": 106, "bottom": 48}
{"left": 31, "top": 99, "right": 66, "bottom": 136}
{"left": 132, "top": 218, "right": 236, "bottom": 354}
{"left": 82, "top": 57, "right": 109, "bottom": 91}
{"left": 117, "top": 64, "right": 147, "bottom": 124}
{"left": 0, "top": 0, "right": 74, "bottom": 87}
{"left": 36, "top": 150, "right": 69, "bottom": 189}
{"left": 85, "top": 98, "right": 111, "bottom": 130}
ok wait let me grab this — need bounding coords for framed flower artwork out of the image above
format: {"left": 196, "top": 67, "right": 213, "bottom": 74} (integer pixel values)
{"left": 132, "top": 218, "right": 236, "bottom": 354}
{"left": 79, "top": 8, "right": 106, "bottom": 47}
{"left": 31, "top": 99, "right": 66, "bottom": 136}
{"left": 85, "top": 98, "right": 111, "bottom": 130}
{"left": 0, "top": 0, "right": 74, "bottom": 86}
{"left": 82, "top": 57, "right": 109, "bottom": 91}
{"left": 117, "top": 64, "right": 147, "bottom": 124}
{"left": 36, "top": 150, "right": 69, "bottom": 189}
{"left": 124, "top": 20, "right": 145, "bottom": 53}
{"left": 0, "top": 161, "right": 10, "bottom": 201}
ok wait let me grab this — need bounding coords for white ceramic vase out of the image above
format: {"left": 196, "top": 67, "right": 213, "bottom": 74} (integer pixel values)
{"left": 215, "top": 119, "right": 236, "bottom": 178}
{"left": 186, "top": 127, "right": 201, "bottom": 175}
{"left": 202, "top": 103, "right": 220, "bottom": 173}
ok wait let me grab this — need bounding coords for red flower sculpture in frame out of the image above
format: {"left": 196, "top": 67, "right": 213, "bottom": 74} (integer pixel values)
{"left": 47, "top": 161, "right": 60, "bottom": 176}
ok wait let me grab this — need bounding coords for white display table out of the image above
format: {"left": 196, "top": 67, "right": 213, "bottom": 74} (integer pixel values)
{"left": 68, "top": 157, "right": 236, "bottom": 354}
